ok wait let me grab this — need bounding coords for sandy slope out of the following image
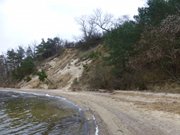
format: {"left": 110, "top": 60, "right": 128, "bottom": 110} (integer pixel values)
{"left": 18, "top": 49, "right": 92, "bottom": 90}
{"left": 6, "top": 89, "right": 180, "bottom": 135}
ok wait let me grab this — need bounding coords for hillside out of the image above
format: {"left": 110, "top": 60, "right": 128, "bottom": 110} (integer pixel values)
{"left": 16, "top": 43, "right": 180, "bottom": 92}
{"left": 0, "top": 0, "right": 180, "bottom": 92}
{"left": 18, "top": 49, "right": 92, "bottom": 90}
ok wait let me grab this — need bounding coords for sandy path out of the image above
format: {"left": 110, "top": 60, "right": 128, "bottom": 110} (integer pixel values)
{"left": 1, "top": 89, "right": 180, "bottom": 135}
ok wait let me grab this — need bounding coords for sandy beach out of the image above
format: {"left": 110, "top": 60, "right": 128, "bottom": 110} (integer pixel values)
{"left": 1, "top": 88, "right": 180, "bottom": 135}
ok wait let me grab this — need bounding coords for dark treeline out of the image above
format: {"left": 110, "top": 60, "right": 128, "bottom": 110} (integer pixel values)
{"left": 0, "top": 32, "right": 102, "bottom": 86}
{"left": 105, "top": 0, "right": 180, "bottom": 89}
{"left": 1, "top": 0, "right": 180, "bottom": 90}
{"left": 77, "top": 0, "right": 180, "bottom": 90}
{"left": 0, "top": 37, "right": 70, "bottom": 85}
{"left": 103, "top": 0, "right": 180, "bottom": 90}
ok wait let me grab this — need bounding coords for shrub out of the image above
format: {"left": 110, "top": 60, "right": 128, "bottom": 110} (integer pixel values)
{"left": 88, "top": 63, "right": 114, "bottom": 90}
{"left": 37, "top": 70, "right": 47, "bottom": 82}
{"left": 88, "top": 51, "right": 101, "bottom": 59}
{"left": 24, "top": 76, "right": 32, "bottom": 82}
{"left": 12, "top": 57, "right": 36, "bottom": 80}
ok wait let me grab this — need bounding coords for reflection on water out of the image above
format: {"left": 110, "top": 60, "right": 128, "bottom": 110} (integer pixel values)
{"left": 0, "top": 91, "right": 87, "bottom": 135}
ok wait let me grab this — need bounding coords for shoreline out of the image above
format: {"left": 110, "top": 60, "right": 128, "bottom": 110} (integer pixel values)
{"left": 1, "top": 88, "right": 180, "bottom": 135}
{"left": 0, "top": 88, "right": 101, "bottom": 135}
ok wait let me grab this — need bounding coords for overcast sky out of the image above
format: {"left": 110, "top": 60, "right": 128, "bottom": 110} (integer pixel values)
{"left": 0, "top": 0, "right": 146, "bottom": 53}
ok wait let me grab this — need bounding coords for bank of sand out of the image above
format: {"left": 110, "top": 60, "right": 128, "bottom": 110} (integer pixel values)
{"left": 1, "top": 88, "right": 180, "bottom": 135}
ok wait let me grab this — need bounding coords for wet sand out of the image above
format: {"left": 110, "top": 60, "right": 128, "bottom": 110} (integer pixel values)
{"left": 1, "top": 88, "right": 180, "bottom": 135}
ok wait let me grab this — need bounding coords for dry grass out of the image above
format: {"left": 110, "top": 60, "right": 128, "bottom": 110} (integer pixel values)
{"left": 136, "top": 101, "right": 180, "bottom": 115}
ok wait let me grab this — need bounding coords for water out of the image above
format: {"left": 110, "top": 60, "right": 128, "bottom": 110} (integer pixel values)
{"left": 0, "top": 91, "right": 88, "bottom": 135}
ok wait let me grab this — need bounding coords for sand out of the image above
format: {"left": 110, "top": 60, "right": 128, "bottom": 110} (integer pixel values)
{"left": 1, "top": 88, "right": 180, "bottom": 135}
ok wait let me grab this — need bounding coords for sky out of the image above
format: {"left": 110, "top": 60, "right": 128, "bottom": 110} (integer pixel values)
{"left": 0, "top": 0, "right": 146, "bottom": 53}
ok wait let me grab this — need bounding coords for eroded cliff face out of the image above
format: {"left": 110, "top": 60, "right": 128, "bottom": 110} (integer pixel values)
{"left": 18, "top": 49, "right": 92, "bottom": 90}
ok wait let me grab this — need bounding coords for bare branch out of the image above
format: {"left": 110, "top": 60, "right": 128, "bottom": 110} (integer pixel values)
{"left": 76, "top": 9, "right": 116, "bottom": 41}
{"left": 91, "top": 9, "right": 114, "bottom": 32}
{"left": 76, "top": 15, "right": 98, "bottom": 41}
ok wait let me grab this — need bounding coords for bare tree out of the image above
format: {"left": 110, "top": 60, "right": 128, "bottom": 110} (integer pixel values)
{"left": 76, "top": 9, "right": 115, "bottom": 41}
{"left": 90, "top": 9, "right": 114, "bottom": 32}
{"left": 76, "top": 15, "right": 98, "bottom": 41}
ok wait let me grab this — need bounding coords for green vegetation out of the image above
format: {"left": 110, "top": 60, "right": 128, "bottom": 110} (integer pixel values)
{"left": 12, "top": 57, "right": 35, "bottom": 80}
{"left": 78, "top": 0, "right": 180, "bottom": 91}
{"left": 37, "top": 70, "right": 47, "bottom": 82}
{"left": 36, "top": 37, "right": 64, "bottom": 60}
{"left": 134, "top": 0, "right": 180, "bottom": 26}
{"left": 103, "top": 0, "right": 180, "bottom": 90}
{"left": 105, "top": 21, "right": 141, "bottom": 73}
{"left": 0, "top": 37, "right": 65, "bottom": 85}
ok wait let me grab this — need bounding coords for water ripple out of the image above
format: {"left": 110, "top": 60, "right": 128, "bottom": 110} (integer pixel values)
{"left": 0, "top": 91, "right": 87, "bottom": 135}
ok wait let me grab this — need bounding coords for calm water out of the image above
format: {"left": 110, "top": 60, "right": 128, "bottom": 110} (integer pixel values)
{"left": 0, "top": 91, "right": 88, "bottom": 135}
